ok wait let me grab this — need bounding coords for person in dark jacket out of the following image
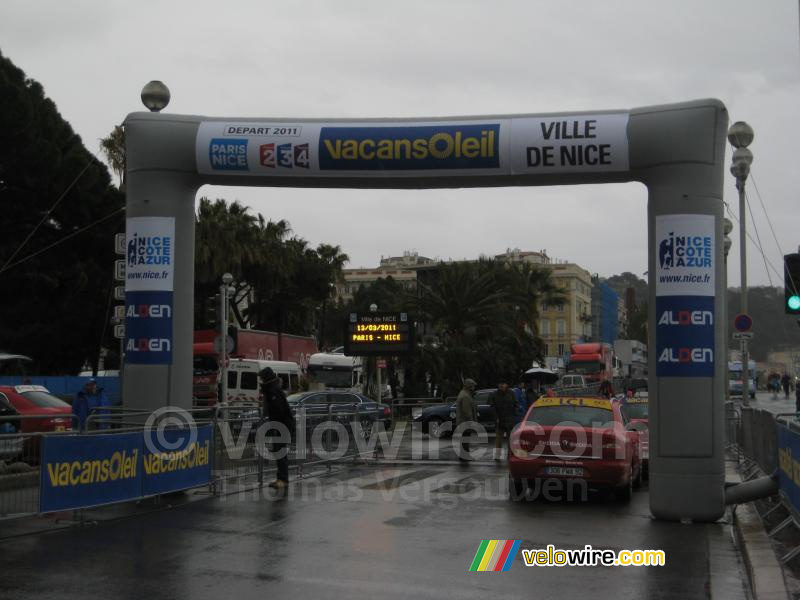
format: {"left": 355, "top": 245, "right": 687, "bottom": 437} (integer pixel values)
{"left": 260, "top": 367, "right": 295, "bottom": 489}
{"left": 455, "top": 378, "right": 477, "bottom": 460}
{"left": 73, "top": 379, "right": 110, "bottom": 430}
{"left": 490, "top": 378, "right": 518, "bottom": 460}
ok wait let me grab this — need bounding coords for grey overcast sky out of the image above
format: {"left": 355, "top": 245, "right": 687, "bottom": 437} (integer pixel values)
{"left": 1, "top": 0, "right": 797, "bottom": 285}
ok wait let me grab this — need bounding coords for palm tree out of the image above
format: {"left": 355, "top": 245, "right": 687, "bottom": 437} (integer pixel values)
{"left": 99, "top": 125, "right": 126, "bottom": 188}
{"left": 194, "top": 198, "right": 259, "bottom": 328}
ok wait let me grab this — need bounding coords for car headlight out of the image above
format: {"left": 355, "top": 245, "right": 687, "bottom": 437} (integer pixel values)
{"left": 412, "top": 409, "right": 423, "bottom": 419}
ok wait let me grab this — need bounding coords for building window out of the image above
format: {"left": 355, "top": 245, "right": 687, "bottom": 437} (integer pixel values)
{"left": 557, "top": 343, "right": 566, "bottom": 356}
{"left": 541, "top": 302, "right": 549, "bottom": 312}
{"left": 544, "top": 343, "right": 550, "bottom": 356}
{"left": 557, "top": 303, "right": 565, "bottom": 312}
{"left": 556, "top": 319, "right": 566, "bottom": 336}
{"left": 540, "top": 319, "right": 550, "bottom": 335}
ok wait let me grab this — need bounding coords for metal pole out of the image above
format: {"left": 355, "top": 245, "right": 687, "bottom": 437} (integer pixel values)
{"left": 376, "top": 360, "right": 382, "bottom": 402}
{"left": 219, "top": 282, "right": 228, "bottom": 405}
{"left": 728, "top": 122, "right": 754, "bottom": 408}
{"left": 738, "top": 178, "right": 750, "bottom": 406}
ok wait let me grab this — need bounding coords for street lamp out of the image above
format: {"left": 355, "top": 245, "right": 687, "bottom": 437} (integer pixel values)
{"left": 728, "top": 121, "right": 754, "bottom": 406}
{"left": 369, "top": 303, "right": 381, "bottom": 400}
{"left": 723, "top": 217, "right": 733, "bottom": 402}
{"left": 219, "top": 273, "right": 234, "bottom": 404}
{"left": 140, "top": 80, "right": 170, "bottom": 112}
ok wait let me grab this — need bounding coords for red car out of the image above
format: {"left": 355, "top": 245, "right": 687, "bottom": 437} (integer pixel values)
{"left": 0, "top": 385, "right": 74, "bottom": 434}
{"left": 622, "top": 393, "right": 649, "bottom": 478}
{"left": 509, "top": 396, "right": 642, "bottom": 501}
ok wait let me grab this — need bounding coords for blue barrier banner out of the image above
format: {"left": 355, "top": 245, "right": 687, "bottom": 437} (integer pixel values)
{"left": 40, "top": 433, "right": 142, "bottom": 513}
{"left": 777, "top": 423, "right": 800, "bottom": 513}
{"left": 141, "top": 425, "right": 213, "bottom": 496}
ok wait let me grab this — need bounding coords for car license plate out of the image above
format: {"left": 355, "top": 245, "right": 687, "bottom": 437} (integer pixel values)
{"left": 55, "top": 425, "right": 65, "bottom": 432}
{"left": 545, "top": 466, "right": 584, "bottom": 476}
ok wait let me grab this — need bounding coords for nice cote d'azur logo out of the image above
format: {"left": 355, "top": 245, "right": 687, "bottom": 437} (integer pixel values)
{"left": 127, "top": 231, "right": 172, "bottom": 268}
{"left": 658, "top": 231, "right": 712, "bottom": 271}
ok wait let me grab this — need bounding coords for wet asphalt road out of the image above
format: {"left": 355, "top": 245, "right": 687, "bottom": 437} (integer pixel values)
{"left": 1, "top": 460, "right": 747, "bottom": 600}
{"left": 747, "top": 389, "right": 797, "bottom": 415}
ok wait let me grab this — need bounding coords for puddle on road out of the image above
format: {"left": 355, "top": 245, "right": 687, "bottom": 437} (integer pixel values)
{"left": 360, "top": 469, "right": 442, "bottom": 491}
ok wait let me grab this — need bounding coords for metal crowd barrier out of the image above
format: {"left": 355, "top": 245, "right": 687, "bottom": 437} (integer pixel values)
{"left": 211, "top": 401, "right": 384, "bottom": 491}
{"left": 729, "top": 407, "right": 800, "bottom": 565}
{"left": 0, "top": 414, "right": 79, "bottom": 519}
{"left": 736, "top": 407, "right": 780, "bottom": 475}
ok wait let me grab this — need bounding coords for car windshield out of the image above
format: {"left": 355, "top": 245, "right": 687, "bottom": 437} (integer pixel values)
{"left": 21, "top": 391, "right": 70, "bottom": 409}
{"left": 625, "top": 403, "right": 649, "bottom": 419}
{"left": 193, "top": 355, "right": 218, "bottom": 375}
{"left": 286, "top": 394, "right": 305, "bottom": 405}
{"left": 309, "top": 369, "right": 352, "bottom": 388}
{"left": 527, "top": 405, "right": 614, "bottom": 428}
{"left": 567, "top": 362, "right": 603, "bottom": 375}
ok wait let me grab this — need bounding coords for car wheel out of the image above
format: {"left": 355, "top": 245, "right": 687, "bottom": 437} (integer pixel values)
{"left": 617, "top": 464, "right": 634, "bottom": 502}
{"left": 428, "top": 417, "right": 445, "bottom": 439}
{"left": 633, "top": 461, "right": 643, "bottom": 489}
{"left": 509, "top": 476, "right": 526, "bottom": 501}
{"left": 359, "top": 417, "right": 373, "bottom": 441}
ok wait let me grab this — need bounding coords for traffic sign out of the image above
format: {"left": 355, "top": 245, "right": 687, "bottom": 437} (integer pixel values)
{"left": 113, "top": 305, "right": 125, "bottom": 321}
{"left": 733, "top": 332, "right": 753, "bottom": 340}
{"left": 376, "top": 359, "right": 387, "bottom": 368}
{"left": 114, "top": 286, "right": 125, "bottom": 301}
{"left": 114, "top": 259, "right": 125, "bottom": 281}
{"left": 113, "top": 324, "right": 125, "bottom": 339}
{"left": 115, "top": 233, "right": 126, "bottom": 255}
{"left": 733, "top": 313, "right": 753, "bottom": 333}
{"left": 213, "top": 335, "right": 236, "bottom": 354}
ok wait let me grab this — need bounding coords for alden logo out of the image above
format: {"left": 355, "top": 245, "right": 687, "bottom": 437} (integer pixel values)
{"left": 657, "top": 310, "right": 713, "bottom": 326}
{"left": 658, "top": 347, "right": 713, "bottom": 364}
{"left": 126, "top": 338, "right": 171, "bottom": 353}
{"left": 318, "top": 124, "right": 500, "bottom": 170}
{"left": 126, "top": 304, "right": 171, "bottom": 318}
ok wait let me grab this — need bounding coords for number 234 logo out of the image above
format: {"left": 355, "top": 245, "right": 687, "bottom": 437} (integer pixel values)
{"left": 260, "top": 143, "right": 310, "bottom": 169}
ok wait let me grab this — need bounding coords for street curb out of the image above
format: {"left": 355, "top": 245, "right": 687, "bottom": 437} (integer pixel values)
{"left": 727, "top": 460, "right": 790, "bottom": 600}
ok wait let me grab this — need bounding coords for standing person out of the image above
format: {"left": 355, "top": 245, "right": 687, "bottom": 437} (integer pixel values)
{"left": 260, "top": 367, "right": 296, "bottom": 490}
{"left": 455, "top": 378, "right": 477, "bottom": 461}
{"left": 513, "top": 380, "right": 534, "bottom": 424}
{"left": 795, "top": 381, "right": 800, "bottom": 415}
{"left": 598, "top": 380, "right": 615, "bottom": 399}
{"left": 782, "top": 373, "right": 792, "bottom": 400}
{"left": 72, "top": 379, "right": 107, "bottom": 431}
{"left": 490, "top": 377, "right": 518, "bottom": 460}
{"left": 769, "top": 373, "right": 780, "bottom": 399}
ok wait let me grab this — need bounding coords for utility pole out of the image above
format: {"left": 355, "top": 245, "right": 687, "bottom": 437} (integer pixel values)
{"left": 728, "top": 122, "right": 754, "bottom": 406}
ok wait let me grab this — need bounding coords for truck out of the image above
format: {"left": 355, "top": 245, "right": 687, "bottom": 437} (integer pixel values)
{"left": 565, "top": 342, "right": 614, "bottom": 384}
{"left": 192, "top": 329, "right": 318, "bottom": 406}
{"left": 728, "top": 359, "right": 756, "bottom": 399}
{"left": 307, "top": 351, "right": 363, "bottom": 392}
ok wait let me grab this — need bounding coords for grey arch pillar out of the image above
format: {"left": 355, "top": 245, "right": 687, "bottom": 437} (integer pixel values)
{"left": 124, "top": 98, "right": 728, "bottom": 520}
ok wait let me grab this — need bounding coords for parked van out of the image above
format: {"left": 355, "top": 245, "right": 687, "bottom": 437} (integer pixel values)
{"left": 559, "top": 374, "right": 586, "bottom": 388}
{"left": 225, "top": 359, "right": 301, "bottom": 404}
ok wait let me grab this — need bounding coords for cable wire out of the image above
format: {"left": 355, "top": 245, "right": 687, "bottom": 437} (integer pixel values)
{"left": 0, "top": 207, "right": 125, "bottom": 275}
{"left": 0, "top": 159, "right": 94, "bottom": 274}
